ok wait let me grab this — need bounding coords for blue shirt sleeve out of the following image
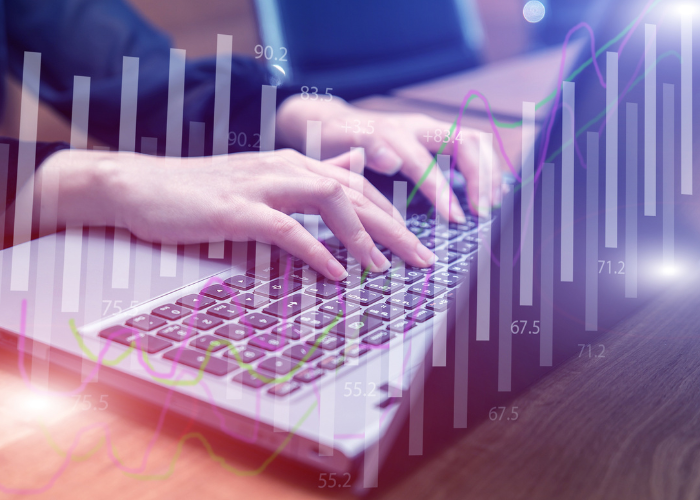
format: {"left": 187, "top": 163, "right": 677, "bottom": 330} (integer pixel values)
{"left": 5, "top": 0, "right": 286, "bottom": 156}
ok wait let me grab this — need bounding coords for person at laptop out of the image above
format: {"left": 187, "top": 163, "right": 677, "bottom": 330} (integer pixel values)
{"left": 2, "top": 0, "right": 502, "bottom": 281}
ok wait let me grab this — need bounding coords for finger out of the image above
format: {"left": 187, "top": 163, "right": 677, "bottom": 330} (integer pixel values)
{"left": 313, "top": 156, "right": 400, "bottom": 218}
{"left": 341, "top": 186, "right": 436, "bottom": 268}
{"left": 383, "top": 132, "right": 467, "bottom": 223}
{"left": 252, "top": 207, "right": 348, "bottom": 281}
{"left": 263, "top": 177, "right": 392, "bottom": 274}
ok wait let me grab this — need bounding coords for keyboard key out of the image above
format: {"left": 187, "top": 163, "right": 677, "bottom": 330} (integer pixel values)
{"left": 151, "top": 303, "right": 191, "bottom": 321}
{"left": 200, "top": 284, "right": 236, "bottom": 300}
{"left": 215, "top": 323, "right": 256, "bottom": 341}
{"left": 232, "top": 370, "right": 269, "bottom": 388}
{"left": 253, "top": 278, "right": 302, "bottom": 299}
{"left": 365, "top": 278, "right": 404, "bottom": 295}
{"left": 306, "top": 333, "right": 345, "bottom": 350}
{"left": 388, "top": 318, "right": 417, "bottom": 333}
{"left": 409, "top": 226, "right": 425, "bottom": 236}
{"left": 437, "top": 252, "right": 463, "bottom": 264}
{"left": 295, "top": 311, "right": 338, "bottom": 329}
{"left": 190, "top": 335, "right": 231, "bottom": 352}
{"left": 429, "top": 272, "right": 466, "bottom": 287}
{"left": 418, "top": 235, "right": 445, "bottom": 249}
{"left": 407, "top": 308, "right": 435, "bottom": 323}
{"left": 407, "top": 282, "right": 446, "bottom": 299}
{"left": 351, "top": 269, "right": 387, "bottom": 281}
{"left": 157, "top": 324, "right": 197, "bottom": 342}
{"left": 344, "top": 343, "right": 371, "bottom": 357}
{"left": 448, "top": 241, "right": 477, "bottom": 254}
{"left": 263, "top": 294, "right": 322, "bottom": 318}
{"left": 164, "top": 347, "right": 236, "bottom": 376}
{"left": 406, "top": 264, "right": 442, "bottom": 274}
{"left": 223, "top": 344, "right": 266, "bottom": 364}
{"left": 224, "top": 275, "right": 260, "bottom": 291}
{"left": 330, "top": 314, "right": 383, "bottom": 338}
{"left": 207, "top": 302, "right": 245, "bottom": 320}
{"left": 318, "top": 355, "right": 345, "bottom": 370}
{"left": 268, "top": 381, "right": 302, "bottom": 397}
{"left": 294, "top": 367, "right": 324, "bottom": 383}
{"left": 258, "top": 356, "right": 296, "bottom": 375}
{"left": 434, "top": 228, "right": 462, "bottom": 240}
{"left": 99, "top": 326, "right": 172, "bottom": 353}
{"left": 176, "top": 294, "right": 216, "bottom": 310}
{"left": 289, "top": 267, "right": 322, "bottom": 285}
{"left": 448, "top": 262, "right": 470, "bottom": 274}
{"left": 387, "top": 293, "right": 425, "bottom": 309}
{"left": 318, "top": 299, "right": 361, "bottom": 317}
{"left": 246, "top": 262, "right": 280, "bottom": 281}
{"left": 125, "top": 314, "right": 167, "bottom": 332}
{"left": 449, "top": 220, "right": 477, "bottom": 231}
{"left": 305, "top": 282, "right": 343, "bottom": 299}
{"left": 232, "top": 293, "right": 270, "bottom": 310}
{"left": 445, "top": 290, "right": 458, "bottom": 301}
{"left": 385, "top": 269, "right": 425, "bottom": 285}
{"left": 362, "top": 330, "right": 393, "bottom": 346}
{"left": 364, "top": 303, "right": 405, "bottom": 321}
{"left": 183, "top": 313, "right": 223, "bottom": 331}
{"left": 334, "top": 275, "right": 362, "bottom": 289}
{"left": 427, "top": 298, "right": 451, "bottom": 312}
{"left": 284, "top": 344, "right": 323, "bottom": 362}
{"left": 272, "top": 323, "right": 313, "bottom": 340}
{"left": 249, "top": 333, "right": 288, "bottom": 351}
{"left": 240, "top": 312, "right": 279, "bottom": 329}
{"left": 344, "top": 289, "right": 382, "bottom": 306}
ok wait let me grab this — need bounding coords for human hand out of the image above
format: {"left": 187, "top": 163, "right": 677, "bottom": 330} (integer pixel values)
{"left": 276, "top": 96, "right": 503, "bottom": 220}
{"left": 38, "top": 148, "right": 437, "bottom": 280}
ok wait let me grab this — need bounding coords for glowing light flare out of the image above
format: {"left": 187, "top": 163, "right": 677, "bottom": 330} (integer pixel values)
{"left": 675, "top": 3, "right": 697, "bottom": 16}
{"left": 523, "top": 1, "right": 546, "bottom": 23}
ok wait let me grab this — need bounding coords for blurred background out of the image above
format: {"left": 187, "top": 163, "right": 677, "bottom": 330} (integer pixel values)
{"left": 0, "top": 0, "right": 573, "bottom": 146}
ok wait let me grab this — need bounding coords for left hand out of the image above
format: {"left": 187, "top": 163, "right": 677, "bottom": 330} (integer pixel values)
{"left": 276, "top": 95, "right": 503, "bottom": 221}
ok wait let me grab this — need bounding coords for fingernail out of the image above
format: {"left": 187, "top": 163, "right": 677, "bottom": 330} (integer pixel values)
{"left": 370, "top": 246, "right": 391, "bottom": 272}
{"left": 415, "top": 242, "right": 436, "bottom": 265}
{"left": 451, "top": 199, "right": 467, "bottom": 223}
{"left": 326, "top": 258, "right": 348, "bottom": 280}
{"left": 373, "top": 147, "right": 403, "bottom": 174}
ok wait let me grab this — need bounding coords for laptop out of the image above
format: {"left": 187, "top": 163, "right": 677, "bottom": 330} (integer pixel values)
{"left": 0, "top": 0, "right": 695, "bottom": 494}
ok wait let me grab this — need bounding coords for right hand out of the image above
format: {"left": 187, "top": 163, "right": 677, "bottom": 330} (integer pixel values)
{"left": 40, "top": 148, "right": 437, "bottom": 280}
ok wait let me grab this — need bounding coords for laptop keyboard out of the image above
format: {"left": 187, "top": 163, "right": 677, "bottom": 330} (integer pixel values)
{"left": 95, "top": 214, "right": 486, "bottom": 401}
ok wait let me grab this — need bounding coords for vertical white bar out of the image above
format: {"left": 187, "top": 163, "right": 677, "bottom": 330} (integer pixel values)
{"left": 520, "top": 102, "right": 535, "bottom": 305}
{"left": 681, "top": 15, "right": 693, "bottom": 195}
{"left": 161, "top": 49, "right": 186, "bottom": 277}
{"left": 476, "top": 133, "right": 493, "bottom": 341}
{"left": 540, "top": 164, "right": 554, "bottom": 367}
{"left": 362, "top": 354, "right": 381, "bottom": 488}
{"left": 318, "top": 370, "right": 336, "bottom": 456}
{"left": 113, "top": 56, "right": 139, "bottom": 288}
{"left": 625, "top": 104, "right": 638, "bottom": 298}
{"left": 62, "top": 76, "right": 90, "bottom": 312}
{"left": 408, "top": 336, "right": 425, "bottom": 455}
{"left": 185, "top": 125, "right": 206, "bottom": 273}
{"left": 212, "top": 35, "right": 232, "bottom": 156}
{"left": 387, "top": 181, "right": 406, "bottom": 398}
{"left": 561, "top": 82, "right": 575, "bottom": 282}
{"left": 260, "top": 85, "right": 277, "bottom": 152}
{"left": 452, "top": 268, "right": 469, "bottom": 427}
{"left": 498, "top": 192, "right": 513, "bottom": 392}
{"left": 306, "top": 121, "right": 322, "bottom": 160}
{"left": 645, "top": 25, "right": 657, "bottom": 216}
{"left": 347, "top": 147, "right": 364, "bottom": 366}
{"left": 585, "top": 133, "right": 599, "bottom": 331}
{"left": 605, "top": 52, "right": 619, "bottom": 248}
{"left": 81, "top": 226, "right": 106, "bottom": 382}
{"left": 209, "top": 35, "right": 232, "bottom": 258}
{"left": 0, "top": 145, "right": 8, "bottom": 297}
{"left": 663, "top": 84, "right": 675, "bottom": 267}
{"left": 10, "top": 52, "right": 41, "bottom": 291}
{"left": 432, "top": 154, "right": 450, "bottom": 367}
